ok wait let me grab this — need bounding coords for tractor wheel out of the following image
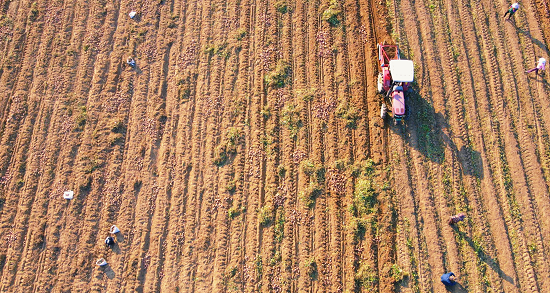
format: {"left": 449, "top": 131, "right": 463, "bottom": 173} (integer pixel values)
{"left": 380, "top": 103, "right": 387, "bottom": 119}
{"left": 377, "top": 73, "right": 384, "bottom": 93}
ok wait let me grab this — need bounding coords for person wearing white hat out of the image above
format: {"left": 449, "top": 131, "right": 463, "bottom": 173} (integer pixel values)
{"left": 525, "top": 57, "right": 547, "bottom": 75}
{"left": 126, "top": 57, "right": 136, "bottom": 68}
{"left": 504, "top": 3, "right": 520, "bottom": 19}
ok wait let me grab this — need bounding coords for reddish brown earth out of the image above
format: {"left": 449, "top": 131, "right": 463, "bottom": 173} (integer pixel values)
{"left": 0, "top": 0, "right": 550, "bottom": 291}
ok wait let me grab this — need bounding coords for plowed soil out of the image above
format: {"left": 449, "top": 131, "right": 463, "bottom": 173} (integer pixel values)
{"left": 0, "top": 0, "right": 549, "bottom": 291}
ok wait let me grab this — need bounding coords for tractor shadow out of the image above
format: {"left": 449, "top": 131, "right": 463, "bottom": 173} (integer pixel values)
{"left": 439, "top": 124, "right": 484, "bottom": 179}
{"left": 392, "top": 90, "right": 484, "bottom": 178}
{"left": 453, "top": 226, "right": 516, "bottom": 286}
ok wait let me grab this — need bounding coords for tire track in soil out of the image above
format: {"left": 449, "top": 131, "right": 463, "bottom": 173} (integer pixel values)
{"left": 97, "top": 0, "right": 167, "bottom": 291}
{"left": 15, "top": 0, "right": 96, "bottom": 290}
{"left": 157, "top": 0, "right": 198, "bottom": 290}
{"left": 502, "top": 12, "right": 550, "bottom": 293}
{"left": 438, "top": 0, "right": 522, "bottom": 291}
{"left": 399, "top": 0, "right": 500, "bottom": 291}
{"left": 312, "top": 1, "right": 337, "bottom": 291}
{"left": 173, "top": 0, "right": 220, "bottom": 290}
{"left": 350, "top": 1, "right": 384, "bottom": 290}
{"left": 453, "top": 0, "right": 525, "bottom": 290}
{"left": 74, "top": 0, "right": 145, "bottom": 291}
{"left": 220, "top": 0, "right": 252, "bottom": 291}
{"left": 62, "top": 0, "right": 130, "bottom": 290}
{"left": 0, "top": 0, "right": 94, "bottom": 288}
{"left": 0, "top": 1, "right": 54, "bottom": 262}
{"left": 339, "top": 0, "right": 365, "bottom": 291}
{"left": 312, "top": 1, "right": 340, "bottom": 291}
{"left": 198, "top": 1, "right": 241, "bottom": 291}
{"left": 263, "top": 0, "right": 294, "bottom": 291}
{"left": 506, "top": 4, "right": 550, "bottom": 291}
{"left": 466, "top": 0, "right": 540, "bottom": 290}
{"left": 364, "top": 0, "right": 401, "bottom": 290}
{"left": 140, "top": 3, "right": 181, "bottom": 290}
{"left": 290, "top": 1, "right": 318, "bottom": 292}
{"left": 528, "top": 0, "right": 550, "bottom": 49}
{"left": 392, "top": 0, "right": 462, "bottom": 290}
{"left": 428, "top": 0, "right": 476, "bottom": 288}
{"left": 348, "top": 0, "right": 378, "bottom": 291}
{"left": 337, "top": 0, "right": 370, "bottom": 290}
{"left": 237, "top": 0, "right": 266, "bottom": 291}
{"left": 257, "top": 2, "right": 282, "bottom": 291}
{"left": 478, "top": 0, "right": 550, "bottom": 290}
{"left": 206, "top": 1, "right": 246, "bottom": 292}
{"left": 427, "top": 0, "right": 516, "bottom": 291}
{"left": 171, "top": 0, "right": 203, "bottom": 286}
{"left": 281, "top": 1, "right": 305, "bottom": 291}
{"left": 454, "top": 0, "right": 521, "bottom": 290}
{"left": 0, "top": 0, "right": 37, "bottom": 150}
{"left": 520, "top": 0, "right": 550, "bottom": 197}
{"left": 28, "top": 0, "right": 111, "bottom": 290}
{"left": 240, "top": 0, "right": 267, "bottom": 291}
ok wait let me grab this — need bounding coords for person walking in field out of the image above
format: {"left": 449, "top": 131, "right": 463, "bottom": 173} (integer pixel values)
{"left": 503, "top": 3, "right": 520, "bottom": 19}
{"left": 525, "top": 57, "right": 546, "bottom": 75}
{"left": 448, "top": 213, "right": 466, "bottom": 225}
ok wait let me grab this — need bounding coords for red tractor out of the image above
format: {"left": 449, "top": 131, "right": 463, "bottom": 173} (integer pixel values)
{"left": 377, "top": 44, "right": 414, "bottom": 124}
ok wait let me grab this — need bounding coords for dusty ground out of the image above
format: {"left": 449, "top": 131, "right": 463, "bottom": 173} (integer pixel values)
{"left": 0, "top": 0, "right": 549, "bottom": 291}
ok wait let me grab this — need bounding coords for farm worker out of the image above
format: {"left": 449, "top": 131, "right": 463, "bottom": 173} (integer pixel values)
{"left": 126, "top": 57, "right": 136, "bottom": 68}
{"left": 110, "top": 225, "right": 120, "bottom": 234}
{"left": 448, "top": 213, "right": 466, "bottom": 225}
{"left": 441, "top": 272, "right": 457, "bottom": 286}
{"left": 503, "top": 3, "right": 520, "bottom": 19}
{"left": 525, "top": 57, "right": 546, "bottom": 74}
{"left": 105, "top": 236, "right": 115, "bottom": 248}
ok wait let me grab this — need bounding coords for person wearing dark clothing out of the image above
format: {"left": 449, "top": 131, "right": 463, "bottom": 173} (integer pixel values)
{"left": 441, "top": 272, "right": 457, "bottom": 286}
{"left": 503, "top": 3, "right": 520, "bottom": 19}
{"left": 105, "top": 236, "right": 115, "bottom": 248}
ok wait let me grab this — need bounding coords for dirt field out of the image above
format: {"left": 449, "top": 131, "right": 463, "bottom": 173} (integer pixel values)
{"left": 0, "top": 0, "right": 549, "bottom": 291}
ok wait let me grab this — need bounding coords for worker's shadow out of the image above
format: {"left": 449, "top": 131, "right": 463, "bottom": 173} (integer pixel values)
{"left": 453, "top": 227, "right": 516, "bottom": 286}
{"left": 535, "top": 75, "right": 550, "bottom": 88}
{"left": 129, "top": 66, "right": 143, "bottom": 75}
{"left": 515, "top": 26, "right": 550, "bottom": 54}
{"left": 115, "top": 232, "right": 125, "bottom": 243}
{"left": 528, "top": 74, "right": 550, "bottom": 88}
{"left": 98, "top": 264, "right": 116, "bottom": 280}
{"left": 445, "top": 282, "right": 467, "bottom": 292}
{"left": 108, "top": 242, "right": 122, "bottom": 255}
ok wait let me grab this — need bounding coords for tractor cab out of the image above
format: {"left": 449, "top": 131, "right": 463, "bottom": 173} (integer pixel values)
{"left": 388, "top": 60, "right": 414, "bottom": 122}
